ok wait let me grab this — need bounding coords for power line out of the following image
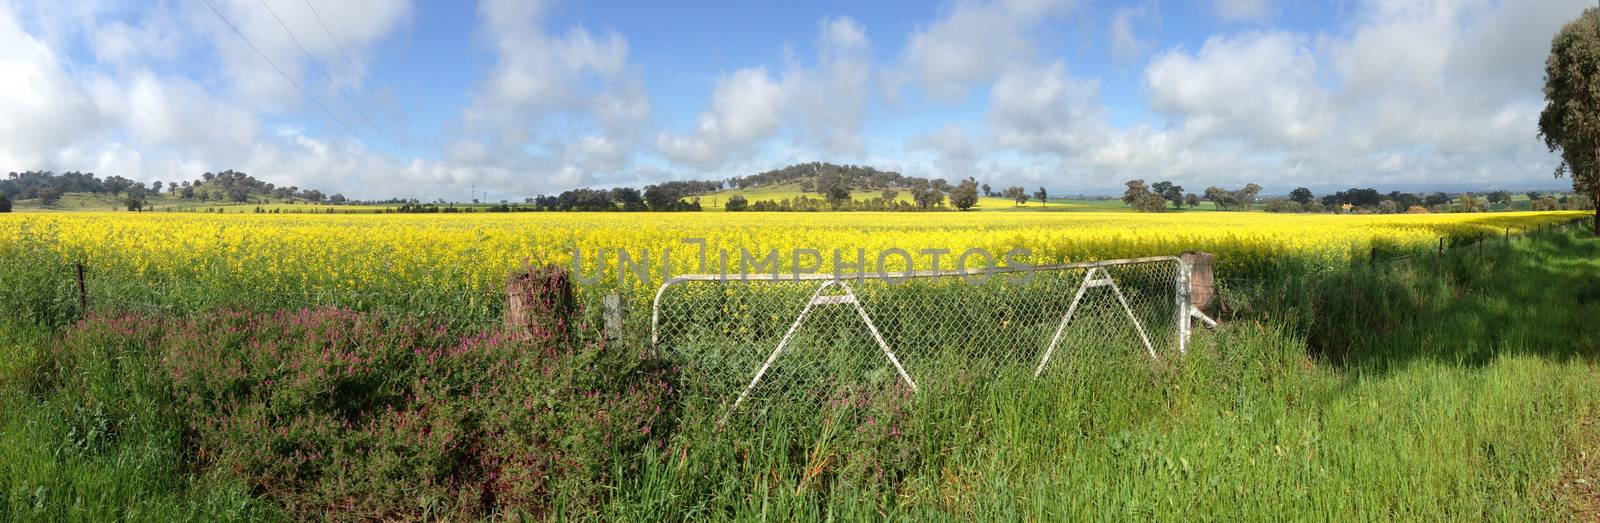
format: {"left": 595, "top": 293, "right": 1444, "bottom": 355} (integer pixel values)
{"left": 200, "top": 0, "right": 396, "bottom": 163}
{"left": 301, "top": 0, "right": 411, "bottom": 140}
{"left": 255, "top": 0, "right": 402, "bottom": 151}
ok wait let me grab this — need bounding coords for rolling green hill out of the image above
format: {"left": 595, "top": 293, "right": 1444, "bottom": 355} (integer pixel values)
{"left": 8, "top": 192, "right": 386, "bottom": 214}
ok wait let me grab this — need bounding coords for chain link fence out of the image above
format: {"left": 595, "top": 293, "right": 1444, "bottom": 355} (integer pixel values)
{"left": 650, "top": 257, "right": 1201, "bottom": 421}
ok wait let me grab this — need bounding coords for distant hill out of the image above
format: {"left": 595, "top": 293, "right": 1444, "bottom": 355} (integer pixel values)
{"left": 2, "top": 169, "right": 347, "bottom": 211}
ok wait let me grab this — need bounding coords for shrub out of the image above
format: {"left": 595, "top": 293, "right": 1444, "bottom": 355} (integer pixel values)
{"left": 32, "top": 307, "right": 675, "bottom": 519}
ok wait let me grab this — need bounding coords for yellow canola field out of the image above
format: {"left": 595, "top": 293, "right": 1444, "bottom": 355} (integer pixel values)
{"left": 0, "top": 210, "right": 1585, "bottom": 299}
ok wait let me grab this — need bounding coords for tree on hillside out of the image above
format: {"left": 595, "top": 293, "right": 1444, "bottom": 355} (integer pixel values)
{"left": 1486, "top": 190, "right": 1511, "bottom": 206}
{"left": 38, "top": 187, "right": 63, "bottom": 206}
{"left": 1289, "top": 187, "right": 1314, "bottom": 205}
{"left": 881, "top": 190, "right": 898, "bottom": 201}
{"left": 981, "top": 182, "right": 992, "bottom": 197}
{"left": 951, "top": 178, "right": 980, "bottom": 210}
{"left": 814, "top": 169, "right": 851, "bottom": 208}
{"left": 1122, "top": 179, "right": 1148, "bottom": 206}
{"left": 1034, "top": 187, "right": 1048, "bottom": 207}
{"left": 910, "top": 179, "right": 944, "bottom": 209}
{"left": 725, "top": 194, "right": 749, "bottom": 212}
{"left": 0, "top": 195, "right": 10, "bottom": 213}
{"left": 103, "top": 175, "right": 133, "bottom": 197}
{"left": 1540, "top": 7, "right": 1600, "bottom": 233}
{"left": 1526, "top": 191, "right": 1542, "bottom": 201}
{"left": 1185, "top": 193, "right": 1200, "bottom": 208}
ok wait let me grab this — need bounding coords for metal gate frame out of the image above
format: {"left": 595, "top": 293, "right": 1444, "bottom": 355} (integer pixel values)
{"left": 650, "top": 255, "right": 1216, "bottom": 410}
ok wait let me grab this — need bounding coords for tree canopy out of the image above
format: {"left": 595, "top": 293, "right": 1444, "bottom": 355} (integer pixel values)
{"left": 1539, "top": 7, "right": 1600, "bottom": 232}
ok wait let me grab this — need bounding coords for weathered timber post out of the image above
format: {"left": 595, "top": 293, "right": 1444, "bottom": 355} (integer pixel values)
{"left": 1179, "top": 251, "right": 1216, "bottom": 317}
{"left": 603, "top": 293, "right": 625, "bottom": 342}
{"left": 75, "top": 262, "right": 87, "bottom": 313}
{"left": 1369, "top": 246, "right": 1377, "bottom": 268}
{"left": 504, "top": 264, "right": 576, "bottom": 342}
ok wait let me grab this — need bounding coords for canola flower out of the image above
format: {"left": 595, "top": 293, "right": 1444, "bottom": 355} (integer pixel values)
{"left": 0, "top": 210, "right": 1585, "bottom": 307}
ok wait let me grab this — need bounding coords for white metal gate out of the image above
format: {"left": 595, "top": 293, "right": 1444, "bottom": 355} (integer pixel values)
{"left": 650, "top": 256, "right": 1213, "bottom": 418}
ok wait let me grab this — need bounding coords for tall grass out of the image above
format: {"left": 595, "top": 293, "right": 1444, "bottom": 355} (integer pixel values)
{"left": 0, "top": 227, "right": 1596, "bottom": 519}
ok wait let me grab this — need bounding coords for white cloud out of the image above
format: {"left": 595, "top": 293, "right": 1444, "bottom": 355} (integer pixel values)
{"left": 1109, "top": 3, "right": 1156, "bottom": 62}
{"left": 657, "top": 67, "right": 789, "bottom": 168}
{"left": 659, "top": 16, "right": 876, "bottom": 169}
{"left": 902, "top": 0, "right": 1076, "bottom": 100}
{"left": 1214, "top": 0, "right": 1274, "bottom": 22}
{"left": 1145, "top": 31, "right": 1332, "bottom": 149}
{"left": 907, "top": 124, "right": 980, "bottom": 178}
{"left": 989, "top": 62, "right": 1107, "bottom": 154}
{"left": 0, "top": 5, "right": 103, "bottom": 170}
{"left": 786, "top": 16, "right": 873, "bottom": 156}
{"left": 447, "top": 0, "right": 652, "bottom": 194}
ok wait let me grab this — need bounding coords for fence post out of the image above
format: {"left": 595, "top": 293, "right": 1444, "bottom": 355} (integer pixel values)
{"left": 75, "top": 262, "right": 87, "bottom": 313}
{"left": 603, "top": 293, "right": 625, "bottom": 342}
{"left": 1369, "top": 246, "right": 1377, "bottom": 268}
{"left": 1437, "top": 237, "right": 1444, "bottom": 255}
{"left": 504, "top": 264, "right": 576, "bottom": 342}
{"left": 1179, "top": 251, "right": 1216, "bottom": 318}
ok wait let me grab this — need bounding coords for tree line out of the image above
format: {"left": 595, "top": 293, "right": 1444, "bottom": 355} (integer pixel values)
{"left": 1115, "top": 178, "right": 1593, "bottom": 214}
{"left": 1, "top": 170, "right": 346, "bottom": 211}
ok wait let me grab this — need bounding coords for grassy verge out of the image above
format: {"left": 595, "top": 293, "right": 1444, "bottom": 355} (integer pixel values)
{"left": 0, "top": 229, "right": 1595, "bottom": 519}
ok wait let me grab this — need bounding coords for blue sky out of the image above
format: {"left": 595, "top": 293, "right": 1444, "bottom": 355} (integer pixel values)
{"left": 0, "top": 0, "right": 1591, "bottom": 199}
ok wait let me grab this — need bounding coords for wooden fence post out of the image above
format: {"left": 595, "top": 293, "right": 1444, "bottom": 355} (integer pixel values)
{"left": 504, "top": 264, "right": 576, "bottom": 342}
{"left": 603, "top": 293, "right": 625, "bottom": 342}
{"left": 75, "top": 262, "right": 87, "bottom": 312}
{"left": 1180, "top": 251, "right": 1216, "bottom": 318}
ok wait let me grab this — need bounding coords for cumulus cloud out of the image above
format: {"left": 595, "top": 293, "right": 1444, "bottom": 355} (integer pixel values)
{"left": 989, "top": 62, "right": 1107, "bottom": 154}
{"left": 0, "top": 5, "right": 103, "bottom": 170}
{"left": 901, "top": 0, "right": 1076, "bottom": 100}
{"left": 656, "top": 67, "right": 790, "bottom": 168}
{"left": 658, "top": 16, "right": 875, "bottom": 170}
{"left": 1145, "top": 31, "right": 1332, "bottom": 149}
{"left": 907, "top": 124, "right": 981, "bottom": 178}
{"left": 0, "top": 0, "right": 429, "bottom": 197}
{"left": 1214, "top": 0, "right": 1274, "bottom": 22}
{"left": 1108, "top": 3, "right": 1156, "bottom": 62}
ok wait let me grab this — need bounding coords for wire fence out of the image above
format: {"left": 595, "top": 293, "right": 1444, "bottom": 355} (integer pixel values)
{"left": 649, "top": 257, "right": 1199, "bottom": 421}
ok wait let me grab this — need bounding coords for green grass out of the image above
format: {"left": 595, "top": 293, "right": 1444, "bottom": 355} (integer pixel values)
{"left": 0, "top": 225, "right": 1596, "bottom": 519}
{"left": 605, "top": 228, "right": 1600, "bottom": 519}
